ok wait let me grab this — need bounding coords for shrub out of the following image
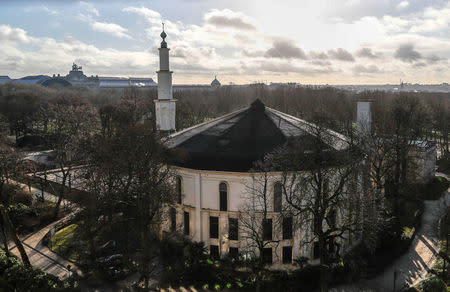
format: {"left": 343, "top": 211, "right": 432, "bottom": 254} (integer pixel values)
{"left": 0, "top": 249, "right": 78, "bottom": 291}
{"left": 421, "top": 276, "right": 446, "bottom": 292}
{"left": 159, "top": 237, "right": 251, "bottom": 290}
{"left": 402, "top": 227, "right": 416, "bottom": 240}
{"left": 418, "top": 177, "right": 450, "bottom": 201}
{"left": 0, "top": 183, "right": 32, "bottom": 207}
{"left": 12, "top": 187, "right": 33, "bottom": 206}
{"left": 403, "top": 287, "right": 421, "bottom": 292}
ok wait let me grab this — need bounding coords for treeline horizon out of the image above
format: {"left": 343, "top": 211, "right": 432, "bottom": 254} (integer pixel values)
{"left": 0, "top": 82, "right": 448, "bottom": 157}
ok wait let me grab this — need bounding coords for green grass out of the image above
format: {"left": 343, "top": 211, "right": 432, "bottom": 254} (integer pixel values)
{"left": 50, "top": 224, "right": 79, "bottom": 262}
{"left": 36, "top": 200, "right": 55, "bottom": 209}
{"left": 402, "top": 227, "right": 416, "bottom": 240}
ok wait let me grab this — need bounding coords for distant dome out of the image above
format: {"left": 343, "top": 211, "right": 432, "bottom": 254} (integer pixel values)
{"left": 211, "top": 76, "right": 221, "bottom": 87}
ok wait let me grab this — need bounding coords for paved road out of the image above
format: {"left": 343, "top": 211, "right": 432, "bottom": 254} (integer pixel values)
{"left": 16, "top": 179, "right": 72, "bottom": 208}
{"left": 9, "top": 216, "right": 81, "bottom": 280}
{"left": 332, "top": 177, "right": 450, "bottom": 292}
{"left": 7, "top": 181, "right": 80, "bottom": 280}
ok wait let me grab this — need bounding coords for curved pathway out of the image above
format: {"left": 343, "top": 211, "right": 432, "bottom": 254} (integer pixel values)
{"left": 7, "top": 182, "right": 81, "bottom": 280}
{"left": 332, "top": 178, "right": 450, "bottom": 292}
{"left": 9, "top": 215, "right": 81, "bottom": 280}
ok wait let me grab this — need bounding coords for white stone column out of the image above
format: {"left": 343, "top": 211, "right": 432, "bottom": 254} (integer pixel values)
{"left": 194, "top": 173, "right": 202, "bottom": 242}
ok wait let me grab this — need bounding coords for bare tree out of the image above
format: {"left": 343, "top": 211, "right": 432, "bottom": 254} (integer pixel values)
{"left": 384, "top": 96, "right": 430, "bottom": 192}
{"left": 80, "top": 99, "right": 176, "bottom": 287}
{"left": 268, "top": 121, "right": 379, "bottom": 292}
{"left": 239, "top": 161, "right": 281, "bottom": 292}
{"left": 43, "top": 97, "right": 97, "bottom": 219}
{"left": 0, "top": 137, "right": 30, "bottom": 266}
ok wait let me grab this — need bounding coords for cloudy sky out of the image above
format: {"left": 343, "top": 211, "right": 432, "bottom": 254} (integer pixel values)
{"left": 0, "top": 0, "right": 449, "bottom": 84}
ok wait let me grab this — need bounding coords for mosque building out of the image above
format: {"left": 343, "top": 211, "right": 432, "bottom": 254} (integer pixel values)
{"left": 155, "top": 28, "right": 363, "bottom": 267}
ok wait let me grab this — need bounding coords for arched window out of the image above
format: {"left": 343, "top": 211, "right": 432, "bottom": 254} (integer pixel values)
{"left": 219, "top": 182, "right": 228, "bottom": 211}
{"left": 274, "top": 182, "right": 282, "bottom": 212}
{"left": 176, "top": 176, "right": 182, "bottom": 204}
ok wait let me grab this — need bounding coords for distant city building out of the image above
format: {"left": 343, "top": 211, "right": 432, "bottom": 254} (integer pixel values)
{"left": 211, "top": 76, "right": 221, "bottom": 88}
{"left": 0, "top": 76, "right": 11, "bottom": 84}
{"left": 0, "top": 62, "right": 221, "bottom": 91}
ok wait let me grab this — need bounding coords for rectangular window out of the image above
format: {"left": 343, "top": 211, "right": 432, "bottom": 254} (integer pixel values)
{"left": 184, "top": 211, "right": 190, "bottom": 235}
{"left": 220, "top": 191, "right": 227, "bottom": 211}
{"left": 229, "top": 218, "right": 238, "bottom": 240}
{"left": 229, "top": 247, "right": 239, "bottom": 258}
{"left": 313, "top": 241, "right": 320, "bottom": 259}
{"left": 282, "top": 217, "right": 293, "bottom": 240}
{"left": 210, "top": 216, "right": 219, "bottom": 239}
{"left": 263, "top": 218, "right": 273, "bottom": 241}
{"left": 274, "top": 183, "right": 282, "bottom": 212}
{"left": 282, "top": 246, "right": 292, "bottom": 264}
{"left": 262, "top": 247, "right": 272, "bottom": 264}
{"left": 210, "top": 245, "right": 219, "bottom": 259}
{"left": 170, "top": 208, "right": 176, "bottom": 232}
{"left": 177, "top": 177, "right": 182, "bottom": 204}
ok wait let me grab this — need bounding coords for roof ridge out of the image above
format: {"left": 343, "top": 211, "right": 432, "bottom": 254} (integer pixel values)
{"left": 166, "top": 106, "right": 249, "bottom": 147}
{"left": 265, "top": 106, "right": 350, "bottom": 149}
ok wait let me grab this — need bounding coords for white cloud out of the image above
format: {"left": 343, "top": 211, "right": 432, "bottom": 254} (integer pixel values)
{"left": 0, "top": 32, "right": 154, "bottom": 78}
{"left": 2, "top": 1, "right": 450, "bottom": 84}
{"left": 123, "top": 7, "right": 161, "bottom": 24}
{"left": 0, "top": 24, "right": 33, "bottom": 43}
{"left": 353, "top": 64, "right": 383, "bottom": 75}
{"left": 42, "top": 6, "right": 59, "bottom": 15}
{"left": 78, "top": 13, "right": 131, "bottom": 39}
{"left": 327, "top": 48, "right": 355, "bottom": 62}
{"left": 77, "top": 1, "right": 100, "bottom": 18}
{"left": 91, "top": 21, "right": 131, "bottom": 39}
{"left": 204, "top": 9, "right": 256, "bottom": 30}
{"left": 410, "top": 4, "right": 450, "bottom": 33}
{"left": 87, "top": 7, "right": 99, "bottom": 17}
{"left": 78, "top": 1, "right": 99, "bottom": 16}
{"left": 396, "top": 1, "right": 409, "bottom": 10}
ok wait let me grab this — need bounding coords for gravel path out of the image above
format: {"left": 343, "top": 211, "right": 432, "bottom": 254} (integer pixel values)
{"left": 332, "top": 179, "right": 450, "bottom": 292}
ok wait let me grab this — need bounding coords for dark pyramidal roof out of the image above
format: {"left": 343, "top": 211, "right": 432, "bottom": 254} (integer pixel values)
{"left": 167, "top": 99, "right": 350, "bottom": 172}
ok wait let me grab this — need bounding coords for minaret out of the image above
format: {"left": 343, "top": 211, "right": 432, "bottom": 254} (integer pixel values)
{"left": 154, "top": 24, "right": 176, "bottom": 132}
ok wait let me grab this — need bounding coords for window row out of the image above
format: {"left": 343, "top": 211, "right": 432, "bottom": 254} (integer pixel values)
{"left": 210, "top": 216, "right": 293, "bottom": 241}
{"left": 176, "top": 177, "right": 285, "bottom": 213}
{"left": 170, "top": 210, "right": 293, "bottom": 241}
{"left": 176, "top": 177, "right": 229, "bottom": 211}
{"left": 209, "top": 245, "right": 293, "bottom": 264}
{"left": 209, "top": 217, "right": 238, "bottom": 240}
{"left": 169, "top": 209, "right": 191, "bottom": 235}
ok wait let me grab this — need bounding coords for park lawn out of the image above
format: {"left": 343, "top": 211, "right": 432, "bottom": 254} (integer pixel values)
{"left": 50, "top": 223, "right": 79, "bottom": 262}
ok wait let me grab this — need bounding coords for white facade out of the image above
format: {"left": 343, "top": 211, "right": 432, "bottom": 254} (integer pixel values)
{"left": 162, "top": 166, "right": 355, "bottom": 268}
